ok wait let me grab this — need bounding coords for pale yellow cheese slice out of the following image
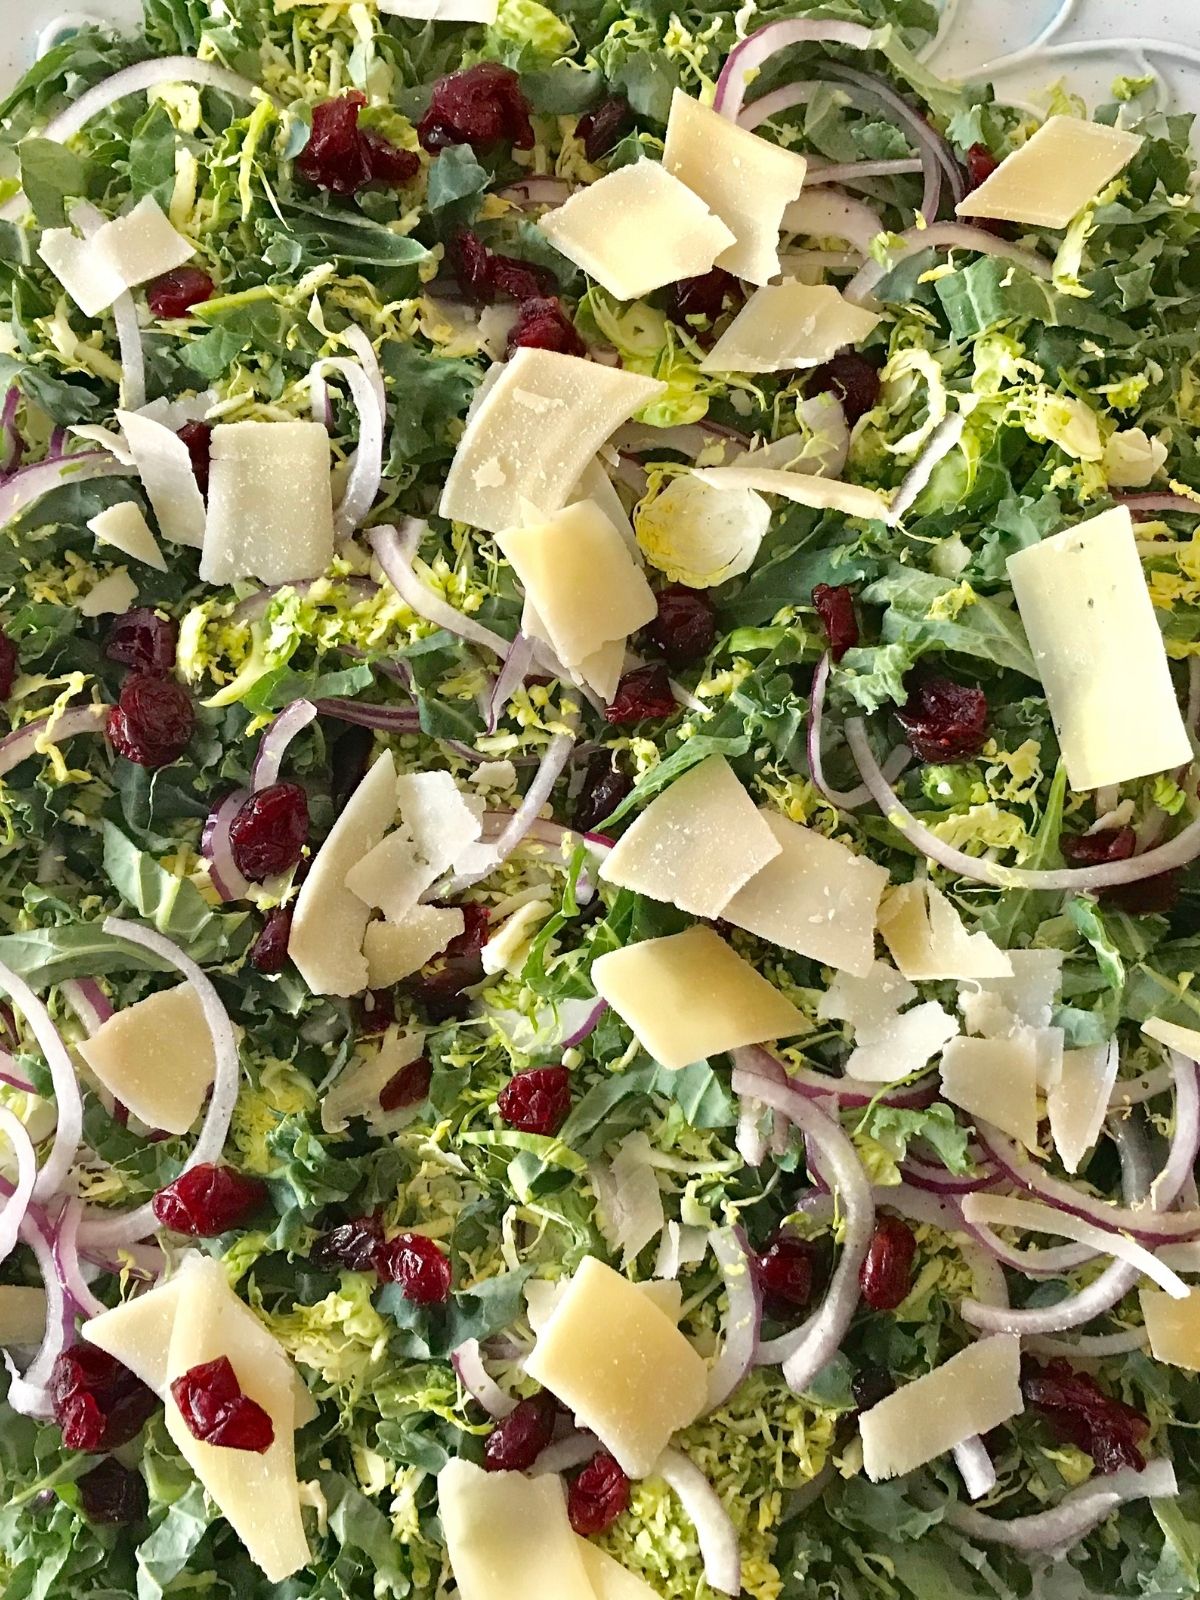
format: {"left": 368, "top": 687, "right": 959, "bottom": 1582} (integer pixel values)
{"left": 591, "top": 925, "right": 807, "bottom": 1071}
{"left": 201, "top": 421, "right": 335, "bottom": 586}
{"left": 846, "top": 1000, "right": 959, "bottom": 1082}
{"left": 818, "top": 961, "right": 917, "bottom": 1032}
{"left": 692, "top": 465, "right": 892, "bottom": 525}
{"left": 437, "top": 1460, "right": 595, "bottom": 1600}
{"left": 538, "top": 161, "right": 736, "bottom": 302}
{"left": 721, "top": 810, "right": 889, "bottom": 976}
{"left": 77, "top": 983, "right": 215, "bottom": 1135}
{"left": 345, "top": 771, "right": 482, "bottom": 921}
{"left": 363, "top": 905, "right": 464, "bottom": 989}
{"left": 959, "top": 948, "right": 1064, "bottom": 1037}
{"left": 524, "top": 1256, "right": 707, "bottom": 1476}
{"left": 88, "top": 501, "right": 166, "bottom": 571}
{"left": 662, "top": 90, "right": 807, "bottom": 285}
{"left": 526, "top": 1276, "right": 683, "bottom": 1334}
{"left": 956, "top": 116, "right": 1144, "bottom": 229}
{"left": 98, "top": 195, "right": 196, "bottom": 290}
{"left": 701, "top": 283, "right": 880, "bottom": 374}
{"left": 939, "top": 1034, "right": 1039, "bottom": 1149}
{"left": 1047, "top": 1042, "right": 1119, "bottom": 1173}
{"left": 80, "top": 569, "right": 139, "bottom": 618}
{"left": 859, "top": 1333, "right": 1023, "bottom": 1481}
{"left": 117, "top": 409, "right": 207, "bottom": 549}
{"left": 1141, "top": 1286, "right": 1200, "bottom": 1370}
{"left": 1143, "top": 1017, "right": 1200, "bottom": 1063}
{"left": 879, "top": 881, "right": 1012, "bottom": 982}
{"left": 0, "top": 1286, "right": 47, "bottom": 1346}
{"left": 289, "top": 750, "right": 397, "bottom": 996}
{"left": 1007, "top": 507, "right": 1190, "bottom": 790}
{"left": 599, "top": 755, "right": 780, "bottom": 919}
{"left": 578, "top": 1539, "right": 663, "bottom": 1600}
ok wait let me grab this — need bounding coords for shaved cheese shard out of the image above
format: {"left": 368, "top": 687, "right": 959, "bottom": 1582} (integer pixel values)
{"left": 345, "top": 771, "right": 482, "bottom": 921}
{"left": 38, "top": 229, "right": 126, "bottom": 317}
{"left": 1141, "top": 1287, "right": 1200, "bottom": 1370}
{"left": 83, "top": 1275, "right": 187, "bottom": 1392}
{"left": 879, "top": 881, "right": 1012, "bottom": 982}
{"left": 77, "top": 984, "right": 216, "bottom": 1135}
{"left": 290, "top": 751, "right": 397, "bottom": 996}
{"left": 481, "top": 900, "right": 551, "bottom": 976}
{"left": 496, "top": 500, "right": 656, "bottom": 669}
{"left": 80, "top": 568, "right": 138, "bottom": 618}
{"left": 859, "top": 1334, "right": 1023, "bottom": 1481}
{"left": 525, "top": 1256, "right": 707, "bottom": 1476}
{"left": 818, "top": 962, "right": 917, "bottom": 1033}
{"left": 847, "top": 1000, "right": 959, "bottom": 1082}
{"left": 939, "top": 1034, "right": 1039, "bottom": 1149}
{"left": 0, "top": 1286, "right": 47, "bottom": 1346}
{"left": 88, "top": 501, "right": 166, "bottom": 571}
{"left": 662, "top": 90, "right": 807, "bottom": 285}
{"left": 1143, "top": 1017, "right": 1200, "bottom": 1064}
{"left": 523, "top": 598, "right": 626, "bottom": 702}
{"left": 526, "top": 1276, "right": 682, "bottom": 1336}
{"left": 165, "top": 1259, "right": 309, "bottom": 1583}
{"left": 378, "top": 0, "right": 496, "bottom": 17}
{"left": 635, "top": 474, "right": 772, "bottom": 588}
{"left": 599, "top": 756, "right": 780, "bottom": 919}
{"left": 117, "top": 410, "right": 207, "bottom": 548}
{"left": 438, "top": 1460, "right": 595, "bottom": 1600}
{"left": 592, "top": 925, "right": 807, "bottom": 1071}
{"left": 441, "top": 350, "right": 664, "bottom": 534}
{"left": 956, "top": 116, "right": 1144, "bottom": 230}
{"left": 578, "top": 1539, "right": 663, "bottom": 1600}
{"left": 959, "top": 949, "right": 1064, "bottom": 1037}
{"left": 39, "top": 198, "right": 193, "bottom": 317}
{"left": 538, "top": 162, "right": 735, "bottom": 302}
{"left": 722, "top": 811, "right": 888, "bottom": 975}
{"left": 1007, "top": 508, "right": 1190, "bottom": 790}
{"left": 201, "top": 421, "right": 334, "bottom": 586}
{"left": 692, "top": 465, "right": 892, "bottom": 525}
{"left": 321, "top": 1027, "right": 426, "bottom": 1133}
{"left": 1047, "top": 1042, "right": 1120, "bottom": 1173}
{"left": 701, "top": 283, "right": 881, "bottom": 374}
{"left": 363, "top": 905, "right": 464, "bottom": 989}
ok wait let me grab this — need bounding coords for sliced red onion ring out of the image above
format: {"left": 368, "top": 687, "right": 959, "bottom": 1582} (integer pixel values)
{"left": 0, "top": 386, "right": 22, "bottom": 477}
{"left": 52, "top": 1198, "right": 106, "bottom": 1319}
{"left": 77, "top": 918, "right": 242, "bottom": 1247}
{"left": 531, "top": 1433, "right": 600, "bottom": 1476}
{"left": 946, "top": 1460, "right": 1177, "bottom": 1554}
{"left": 0, "top": 1107, "right": 37, "bottom": 1267}
{"left": 957, "top": 1211, "right": 1096, "bottom": 1278}
{"left": 0, "top": 960, "right": 83, "bottom": 1203}
{"left": 824, "top": 63, "right": 964, "bottom": 205}
{"left": 1115, "top": 493, "right": 1200, "bottom": 517}
{"left": 252, "top": 699, "right": 318, "bottom": 790}
{"left": 60, "top": 977, "right": 115, "bottom": 1038}
{"left": 201, "top": 788, "right": 251, "bottom": 902}
{"left": 0, "top": 453, "right": 132, "bottom": 532}
{"left": 0, "top": 1056, "right": 34, "bottom": 1093}
{"left": 808, "top": 655, "right": 912, "bottom": 810}
{"left": 846, "top": 717, "right": 1200, "bottom": 891}
{"left": 369, "top": 522, "right": 510, "bottom": 659}
{"left": 488, "top": 632, "right": 535, "bottom": 731}
{"left": 1110, "top": 1064, "right": 1176, "bottom": 1108}
{"left": 890, "top": 413, "right": 965, "bottom": 520}
{"left": 309, "top": 353, "right": 385, "bottom": 540}
{"left": 713, "top": 19, "right": 875, "bottom": 123}
{"left": 561, "top": 1000, "right": 607, "bottom": 1049}
{"left": 844, "top": 223, "right": 1053, "bottom": 306}
{"left": 953, "top": 1435, "right": 997, "bottom": 1501}
{"left": 898, "top": 1155, "right": 998, "bottom": 1196}
{"left": 5, "top": 1214, "right": 68, "bottom": 1416}
{"left": 73, "top": 202, "right": 145, "bottom": 411}
{"left": 654, "top": 1447, "right": 741, "bottom": 1597}
{"left": 807, "top": 156, "right": 926, "bottom": 184}
{"left": 736, "top": 1044, "right": 937, "bottom": 1112}
{"left": 313, "top": 698, "right": 420, "bottom": 733}
{"left": 705, "top": 1227, "right": 761, "bottom": 1412}
{"left": 497, "top": 177, "right": 573, "bottom": 208}
{"left": 0, "top": 702, "right": 108, "bottom": 781}
{"left": 450, "top": 1336, "right": 516, "bottom": 1418}
{"left": 1151, "top": 1054, "right": 1200, "bottom": 1210}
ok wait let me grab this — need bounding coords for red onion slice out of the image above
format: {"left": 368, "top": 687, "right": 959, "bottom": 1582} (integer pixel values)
{"left": 496, "top": 177, "right": 573, "bottom": 208}
{"left": 0, "top": 452, "right": 132, "bottom": 532}
{"left": 252, "top": 699, "right": 318, "bottom": 790}
{"left": 1116, "top": 492, "right": 1200, "bottom": 517}
{"left": 450, "top": 1336, "right": 516, "bottom": 1418}
{"left": 1026, "top": 1326, "right": 1149, "bottom": 1359}
{"left": 784, "top": 188, "right": 886, "bottom": 257}
{"left": 946, "top": 1460, "right": 1177, "bottom": 1554}
{"left": 654, "top": 1447, "right": 741, "bottom": 1597}
{"left": 705, "top": 1227, "right": 761, "bottom": 1412}
{"left": 844, "top": 223, "right": 1053, "bottom": 306}
{"left": 5, "top": 1214, "right": 68, "bottom": 1416}
{"left": 60, "top": 978, "right": 115, "bottom": 1036}
{"left": 735, "top": 1044, "right": 938, "bottom": 1111}
{"left": 201, "top": 788, "right": 251, "bottom": 902}
{"left": 0, "top": 702, "right": 108, "bottom": 781}
{"left": 0, "top": 1107, "right": 37, "bottom": 1267}
{"left": 53, "top": 1198, "right": 106, "bottom": 1318}
{"left": 808, "top": 654, "right": 913, "bottom": 810}
{"left": 0, "top": 386, "right": 22, "bottom": 477}
{"left": 1150, "top": 1054, "right": 1200, "bottom": 1210}
{"left": 0, "top": 959, "right": 83, "bottom": 1203}
{"left": 488, "top": 632, "right": 536, "bottom": 731}
{"left": 73, "top": 201, "right": 145, "bottom": 411}
{"left": 369, "top": 522, "right": 510, "bottom": 659}
{"left": 824, "top": 63, "right": 964, "bottom": 205}
{"left": 561, "top": 1000, "right": 607, "bottom": 1049}
{"left": 953, "top": 1435, "right": 997, "bottom": 1501}
{"left": 532, "top": 1433, "right": 601, "bottom": 1476}
{"left": 313, "top": 698, "right": 420, "bottom": 733}
{"left": 808, "top": 156, "right": 926, "bottom": 184}
{"left": 713, "top": 19, "right": 874, "bottom": 123}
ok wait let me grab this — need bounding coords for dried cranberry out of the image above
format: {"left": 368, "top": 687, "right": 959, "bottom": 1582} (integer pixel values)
{"left": 851, "top": 1364, "right": 895, "bottom": 1412}
{"left": 666, "top": 268, "right": 739, "bottom": 327}
{"left": 79, "top": 1457, "right": 149, "bottom": 1525}
{"left": 805, "top": 351, "right": 882, "bottom": 427}
{"left": 1105, "top": 869, "right": 1182, "bottom": 917}
{"left": 379, "top": 1056, "right": 433, "bottom": 1112}
{"left": 358, "top": 988, "right": 396, "bottom": 1035}
{"left": 0, "top": 630, "right": 18, "bottom": 699}
{"left": 176, "top": 421, "right": 212, "bottom": 496}
{"left": 812, "top": 583, "right": 858, "bottom": 662}
{"left": 298, "top": 93, "right": 419, "bottom": 194}
{"left": 418, "top": 63, "right": 535, "bottom": 154}
{"left": 497, "top": 1066, "right": 571, "bottom": 1136}
{"left": 152, "top": 1163, "right": 268, "bottom": 1236}
{"left": 106, "top": 674, "right": 195, "bottom": 768}
{"left": 755, "top": 1234, "right": 816, "bottom": 1312}
{"left": 227, "top": 782, "right": 309, "bottom": 882}
{"left": 311, "top": 1213, "right": 385, "bottom": 1273}
{"left": 404, "top": 902, "right": 490, "bottom": 1020}
{"left": 965, "top": 143, "right": 1000, "bottom": 188}
{"left": 376, "top": 1232, "right": 452, "bottom": 1303}
{"left": 1022, "top": 1359, "right": 1148, "bottom": 1474}
{"left": 104, "top": 608, "right": 178, "bottom": 675}
{"left": 249, "top": 907, "right": 293, "bottom": 973}
{"left": 170, "top": 1356, "right": 274, "bottom": 1452}
{"left": 490, "top": 255, "right": 557, "bottom": 304}
{"left": 146, "top": 266, "right": 215, "bottom": 319}
{"left": 604, "top": 664, "right": 677, "bottom": 724}
{"left": 568, "top": 1451, "right": 630, "bottom": 1535}
{"left": 572, "top": 750, "right": 632, "bottom": 834}
{"left": 1061, "top": 827, "right": 1137, "bottom": 867}
{"left": 450, "top": 229, "right": 496, "bottom": 303}
{"left": 506, "top": 296, "right": 587, "bottom": 358}
{"left": 895, "top": 675, "right": 988, "bottom": 763}
{"left": 51, "top": 1345, "right": 159, "bottom": 1451}
{"left": 859, "top": 1215, "right": 917, "bottom": 1311}
{"left": 646, "top": 583, "right": 716, "bottom": 667}
{"left": 577, "top": 96, "right": 633, "bottom": 163}
{"left": 482, "top": 1391, "right": 557, "bottom": 1472}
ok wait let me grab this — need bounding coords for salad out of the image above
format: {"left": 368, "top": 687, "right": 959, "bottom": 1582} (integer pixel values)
{"left": 1, "top": 0, "right": 1200, "bottom": 1596}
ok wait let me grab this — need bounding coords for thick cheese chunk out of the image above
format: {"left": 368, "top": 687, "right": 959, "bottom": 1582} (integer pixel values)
{"left": 721, "top": 811, "right": 888, "bottom": 976}
{"left": 538, "top": 162, "right": 735, "bottom": 302}
{"left": 879, "top": 881, "right": 1012, "bottom": 982}
{"left": 363, "top": 905, "right": 464, "bottom": 989}
{"left": 77, "top": 984, "right": 215, "bottom": 1135}
{"left": 701, "top": 283, "right": 880, "bottom": 374}
{"left": 592, "top": 925, "right": 807, "bottom": 1071}
{"left": 599, "top": 756, "right": 780, "bottom": 919}
{"left": 201, "top": 421, "right": 334, "bottom": 586}
{"left": 39, "top": 197, "right": 194, "bottom": 316}
{"left": 859, "top": 1334, "right": 1023, "bottom": 1481}
{"left": 1047, "top": 1042, "right": 1120, "bottom": 1173}
{"left": 692, "top": 465, "right": 892, "bottom": 525}
{"left": 662, "top": 90, "right": 807, "bottom": 285}
{"left": 939, "top": 1034, "right": 1039, "bottom": 1149}
{"left": 1140, "top": 1287, "right": 1200, "bottom": 1370}
{"left": 496, "top": 500, "right": 656, "bottom": 669}
{"left": 117, "top": 409, "right": 207, "bottom": 548}
{"left": 0, "top": 1286, "right": 47, "bottom": 1346}
{"left": 441, "top": 350, "right": 664, "bottom": 534}
{"left": 957, "top": 116, "right": 1144, "bottom": 229}
{"left": 289, "top": 751, "right": 397, "bottom": 996}
{"left": 437, "top": 1461, "right": 595, "bottom": 1600}
{"left": 88, "top": 501, "right": 166, "bottom": 571}
{"left": 525, "top": 1256, "right": 707, "bottom": 1476}
{"left": 1007, "top": 507, "right": 1190, "bottom": 790}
